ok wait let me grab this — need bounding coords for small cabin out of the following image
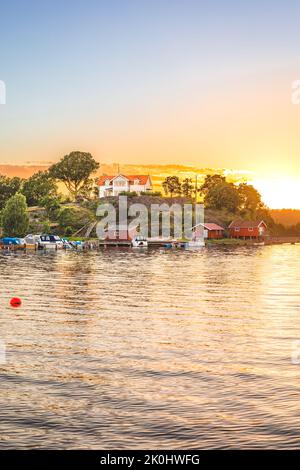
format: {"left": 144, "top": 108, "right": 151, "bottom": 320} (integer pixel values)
{"left": 192, "top": 222, "right": 225, "bottom": 240}
{"left": 229, "top": 220, "right": 267, "bottom": 239}
{"left": 103, "top": 224, "right": 137, "bottom": 242}
{"left": 203, "top": 223, "right": 225, "bottom": 239}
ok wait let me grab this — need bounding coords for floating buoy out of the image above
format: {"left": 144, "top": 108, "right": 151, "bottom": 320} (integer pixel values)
{"left": 10, "top": 297, "right": 22, "bottom": 308}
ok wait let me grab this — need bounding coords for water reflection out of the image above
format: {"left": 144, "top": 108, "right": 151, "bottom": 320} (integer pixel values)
{"left": 0, "top": 245, "right": 299, "bottom": 448}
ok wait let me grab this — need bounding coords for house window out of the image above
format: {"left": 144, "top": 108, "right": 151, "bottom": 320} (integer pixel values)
{"left": 105, "top": 179, "right": 110, "bottom": 186}
{"left": 234, "top": 227, "right": 240, "bottom": 232}
{"left": 114, "top": 180, "right": 126, "bottom": 187}
{"left": 134, "top": 179, "right": 140, "bottom": 185}
{"left": 248, "top": 227, "right": 253, "bottom": 232}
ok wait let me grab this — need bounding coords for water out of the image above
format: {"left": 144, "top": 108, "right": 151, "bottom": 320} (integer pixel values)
{"left": 0, "top": 244, "right": 300, "bottom": 449}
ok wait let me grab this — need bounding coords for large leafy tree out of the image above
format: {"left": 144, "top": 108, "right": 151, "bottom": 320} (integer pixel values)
{"left": 238, "top": 183, "right": 264, "bottom": 215}
{"left": 22, "top": 171, "right": 58, "bottom": 206}
{"left": 1, "top": 193, "right": 29, "bottom": 237}
{"left": 0, "top": 175, "right": 22, "bottom": 210}
{"left": 49, "top": 151, "right": 99, "bottom": 199}
{"left": 200, "top": 174, "right": 226, "bottom": 197}
{"left": 205, "top": 181, "right": 240, "bottom": 213}
{"left": 162, "top": 176, "right": 182, "bottom": 198}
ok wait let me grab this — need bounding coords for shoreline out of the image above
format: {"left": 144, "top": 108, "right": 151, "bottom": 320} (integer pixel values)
{"left": 1, "top": 236, "right": 299, "bottom": 252}
{"left": 206, "top": 237, "right": 300, "bottom": 246}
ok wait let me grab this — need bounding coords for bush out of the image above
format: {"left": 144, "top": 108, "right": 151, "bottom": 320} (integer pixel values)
{"left": 42, "top": 220, "right": 51, "bottom": 233}
{"left": 118, "top": 191, "right": 138, "bottom": 197}
{"left": 64, "top": 226, "right": 73, "bottom": 237}
{"left": 40, "top": 196, "right": 61, "bottom": 220}
{"left": 1, "top": 193, "right": 29, "bottom": 237}
{"left": 58, "top": 206, "right": 94, "bottom": 233}
{"left": 28, "top": 220, "right": 43, "bottom": 234}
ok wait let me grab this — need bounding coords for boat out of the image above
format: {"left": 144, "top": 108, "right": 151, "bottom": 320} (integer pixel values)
{"left": 164, "top": 243, "right": 174, "bottom": 248}
{"left": 185, "top": 239, "right": 205, "bottom": 249}
{"left": 61, "top": 238, "right": 74, "bottom": 249}
{"left": 24, "top": 234, "right": 64, "bottom": 250}
{"left": 0, "top": 237, "right": 26, "bottom": 250}
{"left": 131, "top": 236, "right": 148, "bottom": 248}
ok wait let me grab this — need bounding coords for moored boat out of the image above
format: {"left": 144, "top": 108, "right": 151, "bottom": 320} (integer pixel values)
{"left": 131, "top": 236, "right": 148, "bottom": 248}
{"left": 185, "top": 239, "right": 205, "bottom": 248}
{"left": 24, "top": 234, "right": 64, "bottom": 250}
{"left": 0, "top": 237, "right": 26, "bottom": 250}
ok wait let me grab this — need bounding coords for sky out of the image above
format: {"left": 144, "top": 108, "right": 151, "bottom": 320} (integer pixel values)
{"left": 0, "top": 0, "right": 300, "bottom": 207}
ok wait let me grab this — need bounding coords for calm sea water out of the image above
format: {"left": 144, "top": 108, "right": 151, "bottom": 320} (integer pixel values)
{"left": 0, "top": 245, "right": 300, "bottom": 449}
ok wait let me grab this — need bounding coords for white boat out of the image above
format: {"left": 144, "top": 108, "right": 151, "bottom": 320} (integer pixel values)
{"left": 186, "top": 239, "right": 205, "bottom": 248}
{"left": 24, "top": 234, "right": 64, "bottom": 250}
{"left": 131, "top": 236, "right": 148, "bottom": 248}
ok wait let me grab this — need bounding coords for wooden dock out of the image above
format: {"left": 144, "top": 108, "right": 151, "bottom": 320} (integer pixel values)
{"left": 98, "top": 238, "right": 178, "bottom": 247}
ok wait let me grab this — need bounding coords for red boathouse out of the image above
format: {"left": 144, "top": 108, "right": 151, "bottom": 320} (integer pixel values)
{"left": 192, "top": 223, "right": 225, "bottom": 239}
{"left": 229, "top": 220, "right": 267, "bottom": 239}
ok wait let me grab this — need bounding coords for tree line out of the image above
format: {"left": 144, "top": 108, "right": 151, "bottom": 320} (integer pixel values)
{"left": 162, "top": 174, "right": 266, "bottom": 216}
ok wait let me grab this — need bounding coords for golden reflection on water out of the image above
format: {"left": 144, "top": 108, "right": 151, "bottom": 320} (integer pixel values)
{"left": 0, "top": 245, "right": 300, "bottom": 449}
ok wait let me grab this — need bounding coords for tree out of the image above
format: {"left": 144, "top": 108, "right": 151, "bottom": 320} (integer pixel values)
{"left": 22, "top": 171, "right": 58, "bottom": 206}
{"left": 162, "top": 176, "right": 182, "bottom": 197}
{"left": 238, "top": 183, "right": 263, "bottom": 215}
{"left": 40, "top": 195, "right": 61, "bottom": 220}
{"left": 49, "top": 151, "right": 99, "bottom": 199}
{"left": 58, "top": 206, "right": 94, "bottom": 234}
{"left": 0, "top": 175, "right": 22, "bottom": 210}
{"left": 200, "top": 174, "right": 226, "bottom": 197}
{"left": 181, "top": 178, "right": 194, "bottom": 198}
{"left": 1, "top": 193, "right": 29, "bottom": 237}
{"left": 205, "top": 181, "right": 240, "bottom": 213}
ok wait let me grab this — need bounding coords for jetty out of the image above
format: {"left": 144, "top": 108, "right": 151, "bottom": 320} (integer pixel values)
{"left": 98, "top": 238, "right": 178, "bottom": 247}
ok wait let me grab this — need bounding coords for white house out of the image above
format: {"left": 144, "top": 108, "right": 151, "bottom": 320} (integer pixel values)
{"left": 98, "top": 174, "right": 152, "bottom": 198}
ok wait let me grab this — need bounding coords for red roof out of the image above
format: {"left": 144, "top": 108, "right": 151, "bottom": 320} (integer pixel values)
{"left": 192, "top": 222, "right": 224, "bottom": 231}
{"left": 203, "top": 223, "right": 225, "bottom": 231}
{"left": 229, "top": 219, "right": 267, "bottom": 229}
{"left": 98, "top": 174, "right": 150, "bottom": 186}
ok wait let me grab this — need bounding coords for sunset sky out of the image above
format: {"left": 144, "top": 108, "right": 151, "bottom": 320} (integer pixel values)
{"left": 1, "top": 0, "right": 300, "bottom": 207}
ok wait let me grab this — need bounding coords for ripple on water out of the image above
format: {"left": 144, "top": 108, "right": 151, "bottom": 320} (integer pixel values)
{"left": 0, "top": 246, "right": 300, "bottom": 448}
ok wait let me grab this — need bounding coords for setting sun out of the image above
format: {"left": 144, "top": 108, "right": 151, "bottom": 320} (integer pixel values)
{"left": 253, "top": 177, "right": 300, "bottom": 209}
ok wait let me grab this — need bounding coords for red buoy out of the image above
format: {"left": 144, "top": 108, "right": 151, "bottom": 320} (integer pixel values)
{"left": 10, "top": 297, "right": 22, "bottom": 308}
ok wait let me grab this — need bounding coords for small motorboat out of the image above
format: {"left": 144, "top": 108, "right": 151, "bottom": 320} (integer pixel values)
{"left": 131, "top": 236, "right": 148, "bottom": 248}
{"left": 25, "top": 234, "right": 64, "bottom": 250}
{"left": 61, "top": 238, "right": 74, "bottom": 249}
{"left": 164, "top": 243, "right": 174, "bottom": 249}
{"left": 185, "top": 239, "right": 205, "bottom": 249}
{"left": 1, "top": 237, "right": 26, "bottom": 250}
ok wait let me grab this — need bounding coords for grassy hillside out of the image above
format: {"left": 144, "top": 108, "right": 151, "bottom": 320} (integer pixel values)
{"left": 26, "top": 196, "right": 274, "bottom": 238}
